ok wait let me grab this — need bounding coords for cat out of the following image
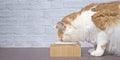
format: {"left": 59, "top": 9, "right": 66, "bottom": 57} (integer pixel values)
{"left": 55, "top": 1, "right": 120, "bottom": 56}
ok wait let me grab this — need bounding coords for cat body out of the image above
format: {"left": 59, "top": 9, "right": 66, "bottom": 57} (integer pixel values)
{"left": 56, "top": 1, "right": 120, "bottom": 56}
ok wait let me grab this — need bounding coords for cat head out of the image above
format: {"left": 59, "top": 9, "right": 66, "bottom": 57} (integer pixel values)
{"left": 55, "top": 12, "right": 81, "bottom": 42}
{"left": 55, "top": 3, "right": 96, "bottom": 42}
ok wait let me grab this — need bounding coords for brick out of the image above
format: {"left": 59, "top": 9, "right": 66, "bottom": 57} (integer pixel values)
{"left": 50, "top": 0, "right": 63, "bottom": 8}
{"left": 44, "top": 25, "right": 55, "bottom": 34}
{"left": 43, "top": 8, "right": 80, "bottom": 19}
{"left": 63, "top": 0, "right": 87, "bottom": 8}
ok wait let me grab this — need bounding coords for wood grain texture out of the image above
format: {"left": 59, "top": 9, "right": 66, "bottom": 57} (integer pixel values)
{"left": 50, "top": 44, "right": 81, "bottom": 57}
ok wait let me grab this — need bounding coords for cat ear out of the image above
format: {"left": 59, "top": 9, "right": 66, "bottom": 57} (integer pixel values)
{"left": 56, "top": 21, "right": 66, "bottom": 31}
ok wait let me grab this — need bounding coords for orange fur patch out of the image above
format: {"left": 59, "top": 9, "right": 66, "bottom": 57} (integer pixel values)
{"left": 92, "top": 2, "right": 120, "bottom": 30}
{"left": 61, "top": 12, "right": 79, "bottom": 24}
{"left": 81, "top": 3, "right": 97, "bottom": 11}
{"left": 58, "top": 30, "right": 63, "bottom": 40}
{"left": 61, "top": 3, "right": 97, "bottom": 25}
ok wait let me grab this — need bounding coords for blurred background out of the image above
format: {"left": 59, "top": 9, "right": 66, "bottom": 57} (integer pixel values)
{"left": 0, "top": 0, "right": 118, "bottom": 48}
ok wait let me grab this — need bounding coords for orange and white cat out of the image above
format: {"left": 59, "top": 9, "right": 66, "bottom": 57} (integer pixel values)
{"left": 55, "top": 1, "right": 120, "bottom": 56}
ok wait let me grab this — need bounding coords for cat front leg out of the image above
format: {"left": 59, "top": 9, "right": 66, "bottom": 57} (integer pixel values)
{"left": 88, "top": 44, "right": 97, "bottom": 53}
{"left": 90, "top": 44, "right": 107, "bottom": 56}
{"left": 90, "top": 31, "right": 108, "bottom": 56}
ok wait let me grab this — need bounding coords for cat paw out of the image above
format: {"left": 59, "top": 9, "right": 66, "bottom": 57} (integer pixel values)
{"left": 88, "top": 49, "right": 95, "bottom": 53}
{"left": 90, "top": 50, "right": 104, "bottom": 56}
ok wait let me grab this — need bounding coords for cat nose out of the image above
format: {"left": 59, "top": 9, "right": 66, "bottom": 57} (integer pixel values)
{"left": 58, "top": 37, "right": 63, "bottom": 42}
{"left": 60, "top": 38, "right": 63, "bottom": 41}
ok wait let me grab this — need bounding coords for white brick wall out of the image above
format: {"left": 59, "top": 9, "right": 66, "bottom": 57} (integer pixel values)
{"left": 0, "top": 0, "right": 119, "bottom": 48}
